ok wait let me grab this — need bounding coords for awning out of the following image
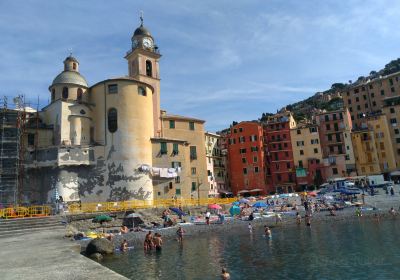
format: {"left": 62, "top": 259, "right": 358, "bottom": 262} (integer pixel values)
{"left": 390, "top": 170, "right": 400, "bottom": 176}
{"left": 237, "top": 190, "right": 250, "bottom": 194}
{"left": 249, "top": 189, "right": 263, "bottom": 192}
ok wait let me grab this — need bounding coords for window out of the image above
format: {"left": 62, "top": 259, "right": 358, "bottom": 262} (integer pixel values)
{"left": 171, "top": 161, "right": 181, "bottom": 168}
{"left": 243, "top": 168, "right": 247, "bottom": 175}
{"left": 233, "top": 129, "right": 237, "bottom": 133}
{"left": 173, "top": 143, "right": 179, "bottom": 155}
{"left": 239, "top": 136, "right": 245, "bottom": 143}
{"left": 391, "top": 108, "right": 395, "bottom": 114}
{"left": 297, "top": 129, "right": 301, "bottom": 135}
{"left": 160, "top": 142, "right": 167, "bottom": 154}
{"left": 27, "top": 133, "right": 35, "bottom": 146}
{"left": 328, "top": 134, "right": 332, "bottom": 141}
{"left": 107, "top": 108, "right": 118, "bottom": 133}
{"left": 391, "top": 87, "right": 395, "bottom": 93}
{"left": 251, "top": 146, "right": 258, "bottom": 152}
{"left": 363, "top": 95, "right": 367, "bottom": 100}
{"left": 371, "top": 92, "right": 374, "bottom": 98}
{"left": 314, "top": 148, "right": 318, "bottom": 154}
{"left": 329, "top": 146, "right": 334, "bottom": 152}
{"left": 365, "top": 103, "right": 368, "bottom": 109}
{"left": 381, "top": 90, "right": 385, "bottom": 96}
{"left": 332, "top": 168, "right": 338, "bottom": 175}
{"left": 77, "top": 88, "right": 83, "bottom": 101}
{"left": 286, "top": 162, "right": 291, "bottom": 169}
{"left": 191, "top": 167, "right": 196, "bottom": 175}
{"left": 390, "top": 118, "right": 397, "bottom": 124}
{"left": 146, "top": 60, "right": 152, "bottom": 76}
{"left": 250, "top": 135, "right": 257, "bottom": 141}
{"left": 191, "top": 182, "right": 196, "bottom": 192}
{"left": 240, "top": 148, "right": 247, "bottom": 154}
{"left": 325, "top": 115, "right": 329, "bottom": 121}
{"left": 395, "top": 129, "right": 399, "bottom": 135}
{"left": 285, "top": 151, "right": 289, "bottom": 157}
{"left": 253, "top": 156, "right": 258, "bottom": 163}
{"left": 348, "top": 99, "right": 352, "bottom": 104}
{"left": 298, "top": 160, "right": 303, "bottom": 167}
{"left": 189, "top": 122, "right": 195, "bottom": 130}
{"left": 372, "top": 101, "right": 376, "bottom": 106}
{"left": 239, "top": 127, "right": 243, "bottom": 132}
{"left": 175, "top": 176, "right": 181, "bottom": 183}
{"left": 357, "top": 105, "right": 361, "bottom": 110}
{"left": 300, "top": 150, "right": 304, "bottom": 155}
{"left": 396, "top": 138, "right": 400, "bottom": 144}
{"left": 62, "top": 87, "right": 69, "bottom": 99}
{"left": 355, "top": 97, "right": 359, "bottom": 102}
{"left": 169, "top": 120, "right": 175, "bottom": 129}
{"left": 254, "top": 166, "right": 259, "bottom": 173}
{"left": 108, "top": 84, "right": 118, "bottom": 94}
{"left": 138, "top": 86, "right": 146, "bottom": 96}
{"left": 242, "top": 158, "right": 246, "bottom": 163}
{"left": 72, "top": 63, "right": 77, "bottom": 70}
{"left": 176, "top": 189, "right": 181, "bottom": 195}
{"left": 326, "top": 124, "right": 331, "bottom": 130}
{"left": 51, "top": 89, "right": 55, "bottom": 101}
{"left": 190, "top": 146, "right": 197, "bottom": 159}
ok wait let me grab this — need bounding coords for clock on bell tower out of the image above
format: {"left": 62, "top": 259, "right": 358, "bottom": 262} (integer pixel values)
{"left": 125, "top": 14, "right": 162, "bottom": 137}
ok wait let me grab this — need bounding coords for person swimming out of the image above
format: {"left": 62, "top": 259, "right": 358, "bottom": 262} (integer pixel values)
{"left": 221, "top": 267, "right": 230, "bottom": 279}
{"left": 120, "top": 239, "right": 128, "bottom": 252}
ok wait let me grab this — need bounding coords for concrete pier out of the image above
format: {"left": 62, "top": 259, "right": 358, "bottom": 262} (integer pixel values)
{"left": 0, "top": 228, "right": 127, "bottom": 280}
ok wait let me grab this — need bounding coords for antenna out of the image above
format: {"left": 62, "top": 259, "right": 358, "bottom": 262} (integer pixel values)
{"left": 68, "top": 48, "right": 73, "bottom": 57}
{"left": 140, "top": 10, "right": 144, "bottom": 26}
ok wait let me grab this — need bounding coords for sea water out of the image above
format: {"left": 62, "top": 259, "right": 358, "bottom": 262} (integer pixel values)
{"left": 102, "top": 218, "right": 400, "bottom": 279}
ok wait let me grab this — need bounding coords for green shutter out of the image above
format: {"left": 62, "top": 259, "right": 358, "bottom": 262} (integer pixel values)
{"left": 176, "top": 189, "right": 181, "bottom": 195}
{"left": 173, "top": 143, "right": 179, "bottom": 154}
{"left": 160, "top": 142, "right": 167, "bottom": 154}
{"left": 169, "top": 120, "right": 175, "bottom": 129}
{"left": 191, "top": 182, "right": 196, "bottom": 191}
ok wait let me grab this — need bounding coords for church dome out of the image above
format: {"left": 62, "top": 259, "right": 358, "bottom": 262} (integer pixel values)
{"left": 133, "top": 25, "right": 151, "bottom": 37}
{"left": 51, "top": 71, "right": 88, "bottom": 88}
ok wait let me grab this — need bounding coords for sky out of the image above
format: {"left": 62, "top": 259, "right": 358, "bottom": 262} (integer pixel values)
{"left": 1, "top": 0, "right": 400, "bottom": 131}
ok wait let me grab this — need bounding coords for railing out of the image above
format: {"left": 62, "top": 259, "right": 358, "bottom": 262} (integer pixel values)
{"left": 67, "top": 198, "right": 237, "bottom": 214}
{"left": 0, "top": 205, "right": 51, "bottom": 219}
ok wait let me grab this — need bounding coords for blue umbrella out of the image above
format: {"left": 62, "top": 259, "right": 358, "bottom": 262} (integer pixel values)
{"left": 239, "top": 198, "right": 250, "bottom": 204}
{"left": 169, "top": 207, "right": 186, "bottom": 216}
{"left": 229, "top": 205, "right": 241, "bottom": 216}
{"left": 232, "top": 201, "right": 240, "bottom": 206}
{"left": 252, "top": 201, "right": 268, "bottom": 208}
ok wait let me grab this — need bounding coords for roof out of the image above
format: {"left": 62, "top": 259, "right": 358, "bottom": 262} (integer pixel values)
{"left": 64, "top": 55, "right": 79, "bottom": 63}
{"left": 205, "top": 131, "right": 221, "bottom": 138}
{"left": 90, "top": 76, "right": 154, "bottom": 93}
{"left": 51, "top": 71, "right": 88, "bottom": 88}
{"left": 162, "top": 113, "right": 205, "bottom": 123}
{"left": 151, "top": 137, "right": 187, "bottom": 144}
{"left": 133, "top": 25, "right": 152, "bottom": 37}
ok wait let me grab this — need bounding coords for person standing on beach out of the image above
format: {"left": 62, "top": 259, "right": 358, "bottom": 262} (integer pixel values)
{"left": 205, "top": 211, "right": 211, "bottom": 225}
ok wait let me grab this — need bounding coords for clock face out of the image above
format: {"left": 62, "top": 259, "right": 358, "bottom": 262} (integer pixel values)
{"left": 142, "top": 38, "right": 153, "bottom": 49}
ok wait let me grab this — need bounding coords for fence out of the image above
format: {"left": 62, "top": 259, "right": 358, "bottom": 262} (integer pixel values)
{"left": 67, "top": 197, "right": 237, "bottom": 214}
{"left": 0, "top": 205, "right": 51, "bottom": 219}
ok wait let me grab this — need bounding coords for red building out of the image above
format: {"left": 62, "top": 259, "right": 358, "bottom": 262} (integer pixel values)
{"left": 263, "top": 112, "right": 297, "bottom": 193}
{"left": 227, "top": 122, "right": 266, "bottom": 195}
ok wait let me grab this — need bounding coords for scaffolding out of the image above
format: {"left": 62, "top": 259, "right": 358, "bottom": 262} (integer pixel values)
{"left": 0, "top": 95, "right": 34, "bottom": 206}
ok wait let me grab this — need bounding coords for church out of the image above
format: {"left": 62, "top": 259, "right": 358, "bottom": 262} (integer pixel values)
{"left": 20, "top": 19, "right": 209, "bottom": 204}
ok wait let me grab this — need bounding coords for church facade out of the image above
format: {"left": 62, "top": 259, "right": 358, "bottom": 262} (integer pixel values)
{"left": 21, "top": 20, "right": 208, "bottom": 204}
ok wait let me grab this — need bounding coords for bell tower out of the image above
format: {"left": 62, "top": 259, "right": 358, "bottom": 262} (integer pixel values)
{"left": 125, "top": 14, "right": 162, "bottom": 137}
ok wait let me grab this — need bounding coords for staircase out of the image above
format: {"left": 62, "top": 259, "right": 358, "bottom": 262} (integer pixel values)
{"left": 0, "top": 216, "right": 66, "bottom": 238}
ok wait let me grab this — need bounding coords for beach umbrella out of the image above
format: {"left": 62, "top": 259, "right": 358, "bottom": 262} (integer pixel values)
{"left": 232, "top": 201, "right": 240, "bottom": 206}
{"left": 308, "top": 192, "right": 317, "bottom": 197}
{"left": 247, "top": 196, "right": 256, "bottom": 201}
{"left": 125, "top": 213, "right": 142, "bottom": 218}
{"left": 208, "top": 204, "right": 222, "bottom": 210}
{"left": 239, "top": 198, "right": 250, "bottom": 204}
{"left": 92, "top": 214, "right": 112, "bottom": 223}
{"left": 169, "top": 207, "right": 186, "bottom": 216}
{"left": 252, "top": 201, "right": 268, "bottom": 208}
{"left": 229, "top": 205, "right": 241, "bottom": 216}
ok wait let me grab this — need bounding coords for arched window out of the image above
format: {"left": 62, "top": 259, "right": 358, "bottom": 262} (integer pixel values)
{"left": 51, "top": 89, "right": 55, "bottom": 101}
{"left": 62, "top": 87, "right": 69, "bottom": 99}
{"left": 77, "top": 88, "right": 83, "bottom": 101}
{"left": 73, "top": 63, "right": 77, "bottom": 70}
{"left": 138, "top": 86, "right": 146, "bottom": 96}
{"left": 146, "top": 60, "right": 152, "bottom": 77}
{"left": 108, "top": 108, "right": 118, "bottom": 133}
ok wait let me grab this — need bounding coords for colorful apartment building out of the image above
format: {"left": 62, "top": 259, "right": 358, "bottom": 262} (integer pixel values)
{"left": 382, "top": 96, "right": 400, "bottom": 170}
{"left": 290, "top": 122, "right": 324, "bottom": 189}
{"left": 227, "top": 122, "right": 266, "bottom": 195}
{"left": 316, "top": 109, "right": 356, "bottom": 179}
{"left": 351, "top": 114, "right": 396, "bottom": 176}
{"left": 263, "top": 112, "right": 297, "bottom": 193}
{"left": 341, "top": 71, "right": 400, "bottom": 128}
{"left": 205, "top": 132, "right": 228, "bottom": 197}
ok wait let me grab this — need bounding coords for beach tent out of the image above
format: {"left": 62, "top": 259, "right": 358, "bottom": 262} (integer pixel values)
{"left": 229, "top": 205, "right": 241, "bottom": 216}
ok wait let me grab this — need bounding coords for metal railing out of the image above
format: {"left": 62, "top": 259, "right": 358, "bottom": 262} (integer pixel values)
{"left": 0, "top": 205, "right": 51, "bottom": 219}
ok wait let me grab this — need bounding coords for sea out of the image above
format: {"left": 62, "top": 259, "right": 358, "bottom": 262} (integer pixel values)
{"left": 102, "top": 218, "right": 400, "bottom": 279}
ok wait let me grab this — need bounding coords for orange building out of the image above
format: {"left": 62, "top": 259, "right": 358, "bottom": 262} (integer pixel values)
{"left": 227, "top": 122, "right": 266, "bottom": 195}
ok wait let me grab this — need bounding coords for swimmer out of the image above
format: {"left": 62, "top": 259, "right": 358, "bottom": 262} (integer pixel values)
{"left": 221, "top": 267, "right": 231, "bottom": 280}
{"left": 264, "top": 226, "right": 272, "bottom": 239}
{"left": 120, "top": 239, "right": 128, "bottom": 252}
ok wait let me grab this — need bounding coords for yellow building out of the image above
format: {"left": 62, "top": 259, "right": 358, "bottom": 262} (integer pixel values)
{"left": 351, "top": 114, "right": 396, "bottom": 175}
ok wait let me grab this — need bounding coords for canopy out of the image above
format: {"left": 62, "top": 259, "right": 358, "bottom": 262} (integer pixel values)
{"left": 229, "top": 205, "right": 241, "bottom": 216}
{"left": 252, "top": 201, "right": 268, "bottom": 208}
{"left": 169, "top": 207, "right": 186, "bottom": 216}
{"left": 249, "top": 189, "right": 263, "bottom": 192}
{"left": 208, "top": 204, "right": 222, "bottom": 210}
{"left": 237, "top": 190, "right": 250, "bottom": 194}
{"left": 125, "top": 213, "right": 141, "bottom": 218}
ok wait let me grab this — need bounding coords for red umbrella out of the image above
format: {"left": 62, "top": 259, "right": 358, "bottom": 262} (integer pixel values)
{"left": 208, "top": 204, "right": 222, "bottom": 210}
{"left": 308, "top": 191, "right": 317, "bottom": 197}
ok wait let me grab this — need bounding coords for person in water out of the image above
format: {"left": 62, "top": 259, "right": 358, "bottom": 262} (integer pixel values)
{"left": 120, "top": 239, "right": 128, "bottom": 252}
{"left": 153, "top": 233, "right": 163, "bottom": 251}
{"left": 248, "top": 223, "right": 253, "bottom": 233}
{"left": 221, "top": 267, "right": 230, "bottom": 280}
{"left": 296, "top": 212, "right": 301, "bottom": 224}
{"left": 305, "top": 214, "right": 311, "bottom": 227}
{"left": 144, "top": 231, "right": 153, "bottom": 251}
{"left": 264, "top": 225, "right": 272, "bottom": 238}
{"left": 176, "top": 227, "right": 185, "bottom": 243}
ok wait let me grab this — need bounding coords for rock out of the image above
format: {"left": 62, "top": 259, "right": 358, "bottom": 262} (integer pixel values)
{"left": 86, "top": 238, "right": 114, "bottom": 255}
{"left": 89, "top": 253, "right": 103, "bottom": 261}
